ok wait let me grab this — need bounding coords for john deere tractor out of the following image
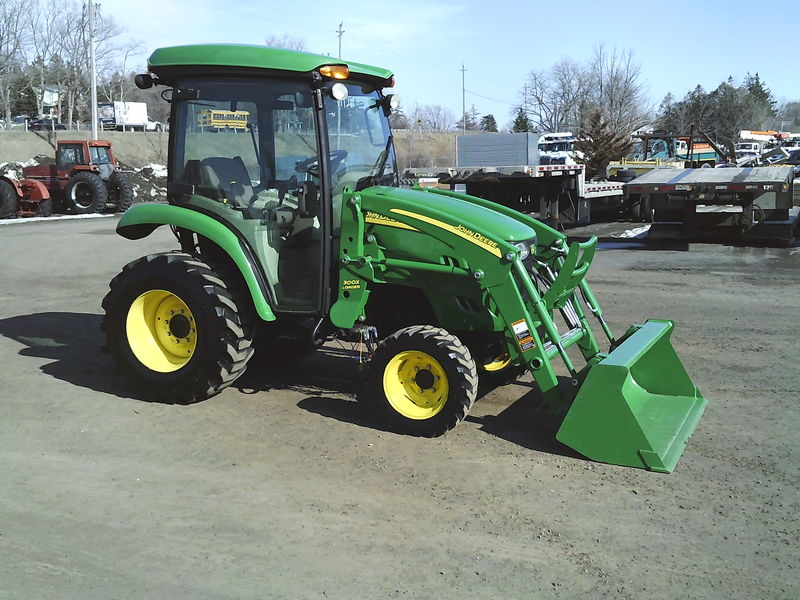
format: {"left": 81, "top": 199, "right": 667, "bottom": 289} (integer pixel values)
{"left": 102, "top": 44, "right": 707, "bottom": 472}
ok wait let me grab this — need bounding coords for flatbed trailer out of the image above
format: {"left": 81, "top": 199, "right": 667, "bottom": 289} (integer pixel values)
{"left": 436, "top": 163, "right": 625, "bottom": 228}
{"left": 625, "top": 166, "right": 797, "bottom": 244}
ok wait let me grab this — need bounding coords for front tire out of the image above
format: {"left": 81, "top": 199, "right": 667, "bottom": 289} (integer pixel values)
{"left": 362, "top": 326, "right": 478, "bottom": 437}
{"left": 101, "top": 252, "right": 255, "bottom": 403}
{"left": 107, "top": 171, "right": 134, "bottom": 212}
{"left": 65, "top": 171, "right": 107, "bottom": 214}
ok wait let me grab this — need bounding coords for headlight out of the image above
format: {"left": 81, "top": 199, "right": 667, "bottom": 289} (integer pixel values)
{"left": 513, "top": 241, "right": 530, "bottom": 261}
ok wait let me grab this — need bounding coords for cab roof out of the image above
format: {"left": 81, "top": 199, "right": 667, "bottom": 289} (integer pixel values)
{"left": 148, "top": 44, "right": 393, "bottom": 85}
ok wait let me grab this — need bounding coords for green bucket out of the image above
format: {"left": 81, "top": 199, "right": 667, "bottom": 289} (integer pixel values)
{"left": 556, "top": 320, "right": 707, "bottom": 473}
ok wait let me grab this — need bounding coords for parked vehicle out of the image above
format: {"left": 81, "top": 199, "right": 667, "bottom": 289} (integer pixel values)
{"left": 29, "top": 118, "right": 67, "bottom": 131}
{"left": 734, "top": 141, "right": 762, "bottom": 159}
{"left": 145, "top": 116, "right": 164, "bottom": 132}
{"left": 97, "top": 101, "right": 149, "bottom": 131}
{"left": 19, "top": 140, "right": 133, "bottom": 214}
{"left": 434, "top": 132, "right": 625, "bottom": 227}
{"left": 625, "top": 166, "right": 796, "bottom": 244}
{"left": 7, "top": 115, "right": 30, "bottom": 129}
{"left": 535, "top": 131, "right": 583, "bottom": 165}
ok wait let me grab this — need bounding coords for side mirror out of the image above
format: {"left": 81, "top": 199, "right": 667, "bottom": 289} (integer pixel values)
{"left": 134, "top": 73, "right": 154, "bottom": 89}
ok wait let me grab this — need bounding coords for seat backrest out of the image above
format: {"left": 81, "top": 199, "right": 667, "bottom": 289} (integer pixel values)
{"left": 198, "top": 156, "right": 255, "bottom": 206}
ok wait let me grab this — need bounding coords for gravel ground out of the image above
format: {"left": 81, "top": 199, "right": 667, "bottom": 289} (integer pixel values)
{"left": 0, "top": 217, "right": 797, "bottom": 599}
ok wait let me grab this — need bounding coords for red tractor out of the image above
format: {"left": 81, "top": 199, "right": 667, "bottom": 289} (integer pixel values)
{"left": 0, "top": 139, "right": 133, "bottom": 218}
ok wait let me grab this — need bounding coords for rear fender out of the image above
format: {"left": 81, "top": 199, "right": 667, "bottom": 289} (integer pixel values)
{"left": 0, "top": 176, "right": 23, "bottom": 197}
{"left": 117, "top": 203, "right": 276, "bottom": 321}
{"left": 0, "top": 177, "right": 50, "bottom": 201}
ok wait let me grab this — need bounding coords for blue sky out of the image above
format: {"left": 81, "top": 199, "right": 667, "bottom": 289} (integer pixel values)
{"left": 113, "top": 0, "right": 800, "bottom": 128}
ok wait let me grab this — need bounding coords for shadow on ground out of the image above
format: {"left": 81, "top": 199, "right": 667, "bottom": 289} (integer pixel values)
{"left": 242, "top": 345, "right": 580, "bottom": 460}
{"left": 0, "top": 314, "right": 581, "bottom": 459}
{"left": 0, "top": 311, "right": 137, "bottom": 398}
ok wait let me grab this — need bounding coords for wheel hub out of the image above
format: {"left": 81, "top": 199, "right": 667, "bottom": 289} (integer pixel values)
{"left": 126, "top": 289, "right": 197, "bottom": 373}
{"left": 383, "top": 351, "right": 449, "bottom": 420}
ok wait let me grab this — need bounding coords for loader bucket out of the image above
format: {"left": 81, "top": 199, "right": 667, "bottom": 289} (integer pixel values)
{"left": 556, "top": 319, "right": 706, "bottom": 473}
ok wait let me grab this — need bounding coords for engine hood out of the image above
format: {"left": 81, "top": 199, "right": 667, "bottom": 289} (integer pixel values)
{"left": 361, "top": 186, "right": 536, "bottom": 243}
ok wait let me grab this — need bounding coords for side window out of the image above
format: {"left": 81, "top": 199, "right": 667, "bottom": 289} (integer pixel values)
{"left": 59, "top": 145, "right": 83, "bottom": 170}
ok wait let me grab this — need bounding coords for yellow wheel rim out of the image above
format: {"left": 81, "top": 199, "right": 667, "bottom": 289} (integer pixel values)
{"left": 483, "top": 350, "right": 512, "bottom": 372}
{"left": 383, "top": 351, "right": 449, "bottom": 420}
{"left": 126, "top": 289, "right": 197, "bottom": 372}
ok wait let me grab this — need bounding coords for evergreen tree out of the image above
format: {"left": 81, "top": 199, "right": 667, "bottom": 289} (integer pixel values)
{"left": 575, "top": 109, "right": 633, "bottom": 179}
{"left": 511, "top": 107, "right": 532, "bottom": 133}
{"left": 479, "top": 114, "right": 498, "bottom": 132}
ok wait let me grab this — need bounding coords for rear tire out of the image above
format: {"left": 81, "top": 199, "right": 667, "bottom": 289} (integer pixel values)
{"left": 107, "top": 171, "right": 134, "bottom": 212}
{"left": 101, "top": 252, "right": 255, "bottom": 403}
{"left": 65, "top": 171, "right": 107, "bottom": 214}
{"left": 37, "top": 198, "right": 53, "bottom": 217}
{"left": 0, "top": 180, "right": 17, "bottom": 218}
{"left": 361, "top": 325, "right": 478, "bottom": 437}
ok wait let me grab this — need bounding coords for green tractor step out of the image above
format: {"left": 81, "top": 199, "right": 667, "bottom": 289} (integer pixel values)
{"left": 556, "top": 320, "right": 707, "bottom": 473}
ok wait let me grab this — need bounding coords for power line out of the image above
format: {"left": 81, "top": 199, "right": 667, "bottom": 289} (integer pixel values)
{"left": 465, "top": 88, "right": 514, "bottom": 104}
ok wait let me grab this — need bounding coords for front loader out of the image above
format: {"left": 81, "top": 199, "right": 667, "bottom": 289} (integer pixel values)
{"left": 102, "top": 44, "right": 706, "bottom": 472}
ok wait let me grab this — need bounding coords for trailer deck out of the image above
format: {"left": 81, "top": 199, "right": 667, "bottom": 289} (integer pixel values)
{"left": 625, "top": 166, "right": 797, "bottom": 245}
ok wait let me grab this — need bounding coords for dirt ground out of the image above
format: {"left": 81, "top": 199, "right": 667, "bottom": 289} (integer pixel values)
{"left": 0, "top": 217, "right": 797, "bottom": 600}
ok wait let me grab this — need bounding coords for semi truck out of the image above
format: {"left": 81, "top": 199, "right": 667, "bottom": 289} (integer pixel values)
{"left": 435, "top": 133, "right": 625, "bottom": 228}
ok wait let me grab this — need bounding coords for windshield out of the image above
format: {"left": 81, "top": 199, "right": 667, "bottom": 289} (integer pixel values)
{"left": 90, "top": 146, "right": 112, "bottom": 164}
{"left": 324, "top": 84, "right": 397, "bottom": 192}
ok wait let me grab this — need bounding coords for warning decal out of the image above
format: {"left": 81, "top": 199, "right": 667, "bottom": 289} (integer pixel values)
{"left": 512, "top": 319, "right": 535, "bottom": 351}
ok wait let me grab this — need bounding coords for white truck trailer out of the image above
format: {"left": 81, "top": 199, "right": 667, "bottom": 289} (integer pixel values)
{"left": 97, "top": 101, "right": 149, "bottom": 131}
{"left": 437, "top": 133, "right": 625, "bottom": 227}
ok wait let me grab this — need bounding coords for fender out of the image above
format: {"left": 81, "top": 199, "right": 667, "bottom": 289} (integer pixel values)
{"left": 117, "top": 203, "right": 276, "bottom": 321}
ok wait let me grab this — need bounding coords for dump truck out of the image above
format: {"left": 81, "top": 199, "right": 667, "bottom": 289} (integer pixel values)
{"left": 625, "top": 165, "right": 797, "bottom": 244}
{"left": 101, "top": 44, "right": 707, "bottom": 473}
{"left": 433, "top": 133, "right": 625, "bottom": 228}
{"left": 21, "top": 139, "right": 133, "bottom": 214}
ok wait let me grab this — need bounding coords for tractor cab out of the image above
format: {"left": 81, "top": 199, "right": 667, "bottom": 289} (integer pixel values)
{"left": 142, "top": 46, "right": 398, "bottom": 313}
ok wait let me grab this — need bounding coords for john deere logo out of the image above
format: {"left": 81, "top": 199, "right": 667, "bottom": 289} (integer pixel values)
{"left": 454, "top": 224, "right": 499, "bottom": 251}
{"left": 364, "top": 211, "right": 418, "bottom": 231}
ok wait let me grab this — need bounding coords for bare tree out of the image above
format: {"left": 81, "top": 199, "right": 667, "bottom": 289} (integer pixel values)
{"left": 411, "top": 104, "right": 455, "bottom": 131}
{"left": 264, "top": 34, "right": 307, "bottom": 51}
{"left": 0, "top": 0, "right": 34, "bottom": 122}
{"left": 518, "top": 58, "right": 590, "bottom": 132}
{"left": 586, "top": 44, "right": 651, "bottom": 135}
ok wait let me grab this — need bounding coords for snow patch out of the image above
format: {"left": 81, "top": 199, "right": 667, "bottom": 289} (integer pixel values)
{"left": 613, "top": 225, "right": 651, "bottom": 238}
{"left": 138, "top": 163, "right": 167, "bottom": 178}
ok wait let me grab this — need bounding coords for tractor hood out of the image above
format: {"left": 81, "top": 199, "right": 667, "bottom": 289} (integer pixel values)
{"left": 362, "top": 186, "right": 536, "bottom": 243}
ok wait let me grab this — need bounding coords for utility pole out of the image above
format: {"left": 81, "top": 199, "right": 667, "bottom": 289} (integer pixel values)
{"left": 336, "top": 21, "right": 345, "bottom": 58}
{"left": 461, "top": 64, "right": 467, "bottom": 134}
{"left": 88, "top": 1, "right": 98, "bottom": 140}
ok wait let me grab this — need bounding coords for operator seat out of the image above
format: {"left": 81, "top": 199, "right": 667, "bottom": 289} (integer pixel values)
{"left": 197, "top": 156, "right": 256, "bottom": 207}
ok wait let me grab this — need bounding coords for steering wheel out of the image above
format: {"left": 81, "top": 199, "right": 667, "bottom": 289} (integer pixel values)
{"left": 295, "top": 149, "right": 348, "bottom": 176}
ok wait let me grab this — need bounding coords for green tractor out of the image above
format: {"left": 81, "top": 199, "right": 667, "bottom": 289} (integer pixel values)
{"left": 102, "top": 44, "right": 707, "bottom": 473}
